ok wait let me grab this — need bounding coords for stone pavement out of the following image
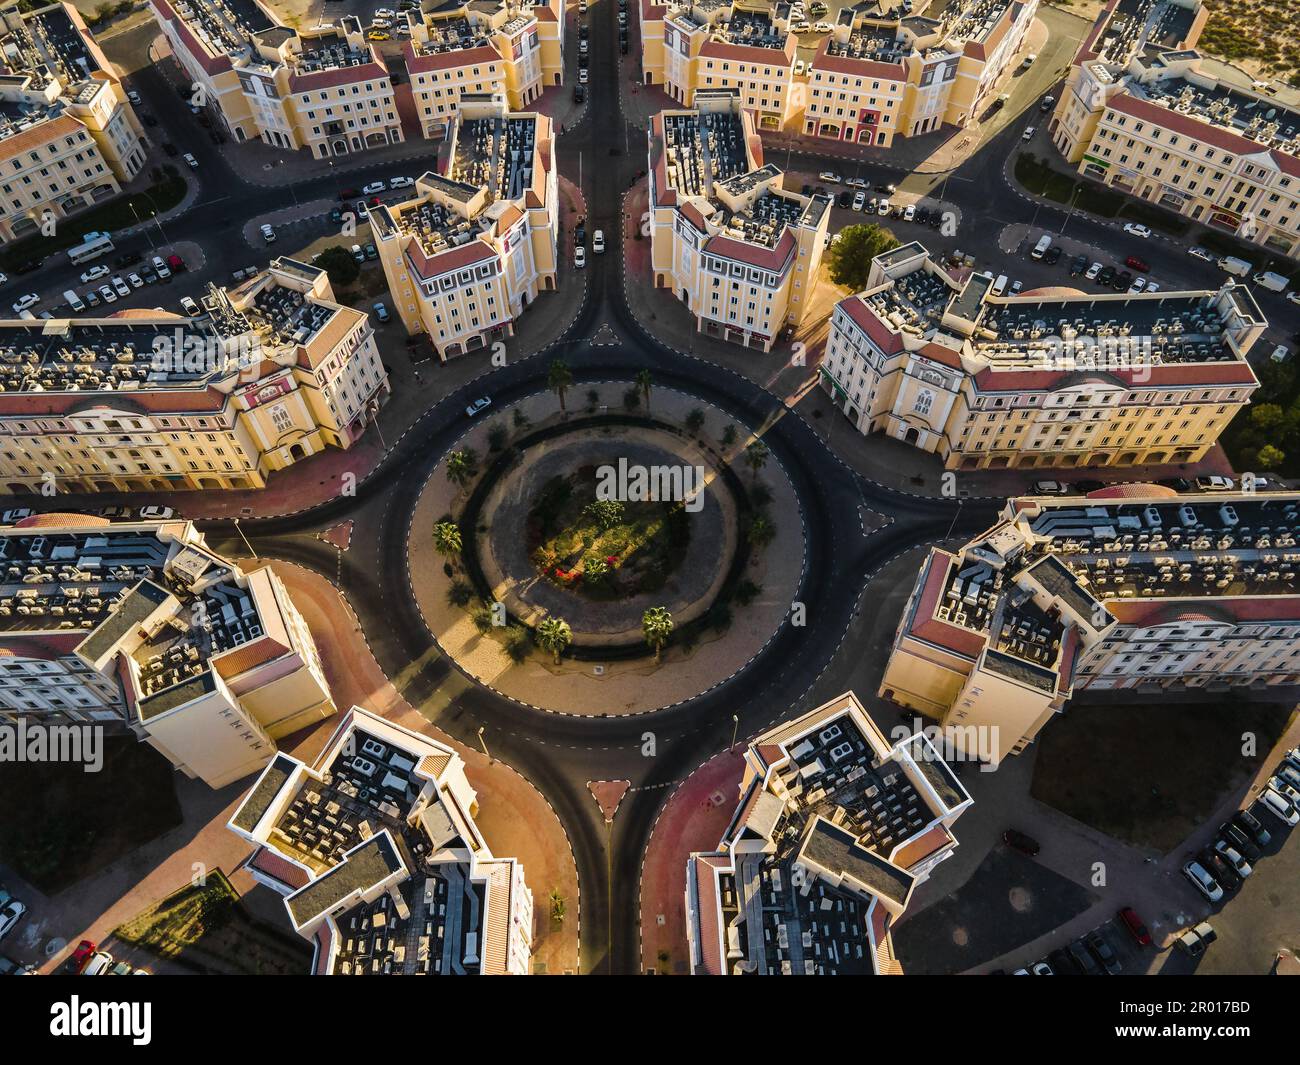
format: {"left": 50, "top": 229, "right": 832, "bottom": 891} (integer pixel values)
{"left": 637, "top": 748, "right": 746, "bottom": 974}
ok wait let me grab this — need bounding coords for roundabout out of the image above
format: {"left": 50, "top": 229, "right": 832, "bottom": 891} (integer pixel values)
{"left": 406, "top": 385, "right": 806, "bottom": 714}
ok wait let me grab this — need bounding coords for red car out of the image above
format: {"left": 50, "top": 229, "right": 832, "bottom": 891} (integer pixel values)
{"left": 1118, "top": 906, "right": 1152, "bottom": 947}
{"left": 1124, "top": 255, "right": 1149, "bottom": 272}
{"left": 65, "top": 939, "right": 97, "bottom": 973}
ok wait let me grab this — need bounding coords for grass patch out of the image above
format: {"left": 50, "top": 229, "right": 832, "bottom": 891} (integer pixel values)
{"left": 0, "top": 735, "right": 181, "bottom": 893}
{"left": 1030, "top": 699, "right": 1295, "bottom": 851}
{"left": 1014, "top": 153, "right": 1189, "bottom": 235}
{"left": 113, "top": 873, "right": 311, "bottom": 975}
{"left": 0, "top": 165, "right": 188, "bottom": 273}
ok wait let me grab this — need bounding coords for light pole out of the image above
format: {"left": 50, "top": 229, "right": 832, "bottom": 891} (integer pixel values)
{"left": 232, "top": 516, "right": 257, "bottom": 559}
{"left": 281, "top": 161, "right": 298, "bottom": 206}
{"left": 730, "top": 713, "right": 739, "bottom": 749}
{"left": 128, "top": 202, "right": 157, "bottom": 251}
{"left": 477, "top": 725, "right": 491, "bottom": 763}
{"left": 1059, "top": 184, "right": 1081, "bottom": 236}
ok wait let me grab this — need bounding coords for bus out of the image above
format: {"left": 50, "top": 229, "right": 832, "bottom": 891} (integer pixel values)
{"left": 67, "top": 232, "right": 114, "bottom": 265}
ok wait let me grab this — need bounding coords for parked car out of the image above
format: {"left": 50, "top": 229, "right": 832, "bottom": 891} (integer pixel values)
{"left": 351, "top": 243, "right": 365, "bottom": 264}
{"left": 1122, "top": 222, "right": 1151, "bottom": 238}
{"left": 1177, "top": 922, "right": 1217, "bottom": 957}
{"left": 80, "top": 264, "right": 110, "bottom": 283}
{"left": 1098, "top": 266, "right": 1116, "bottom": 286}
{"left": 1046, "top": 948, "right": 1074, "bottom": 975}
{"left": 137, "top": 506, "right": 175, "bottom": 520}
{"left": 1213, "top": 839, "right": 1253, "bottom": 878}
{"left": 1, "top": 895, "right": 30, "bottom": 940}
{"left": 575, "top": 245, "right": 586, "bottom": 269}
{"left": 111, "top": 276, "right": 130, "bottom": 297}
{"left": 465, "top": 396, "right": 491, "bottom": 418}
{"left": 65, "top": 940, "right": 98, "bottom": 974}
{"left": 182, "top": 152, "right": 198, "bottom": 169}
{"left": 260, "top": 223, "right": 276, "bottom": 243}
{"left": 152, "top": 256, "right": 171, "bottom": 280}
{"left": 1030, "top": 961, "right": 1053, "bottom": 975}
{"left": 1039, "top": 94, "right": 1055, "bottom": 111}
{"left": 852, "top": 190, "right": 866, "bottom": 211}
{"left": 364, "top": 243, "right": 378, "bottom": 261}
{"left": 97, "top": 506, "right": 134, "bottom": 519}
{"left": 1258, "top": 788, "right": 1299, "bottom": 826}
{"left": 81, "top": 951, "right": 114, "bottom": 976}
{"left": 389, "top": 176, "right": 414, "bottom": 189}
{"left": 362, "top": 180, "right": 387, "bottom": 195}
{"left": 372, "top": 301, "right": 390, "bottom": 323}
{"left": 1221, "top": 822, "right": 1261, "bottom": 863}
{"left": 115, "top": 251, "right": 144, "bottom": 268}
{"left": 1195, "top": 475, "right": 1234, "bottom": 491}
{"left": 127, "top": 273, "right": 144, "bottom": 289}
{"left": 1002, "top": 829, "right": 1040, "bottom": 856}
{"left": 875, "top": 182, "right": 897, "bottom": 194}
{"left": 1125, "top": 255, "right": 1150, "bottom": 272}
{"left": 1, "top": 508, "right": 33, "bottom": 523}
{"left": 180, "top": 295, "right": 201, "bottom": 316}
{"left": 1129, "top": 277, "right": 1147, "bottom": 293}
{"left": 1200, "top": 848, "right": 1240, "bottom": 888}
{"left": 1085, "top": 931, "right": 1122, "bottom": 975}
{"left": 1043, "top": 246, "right": 1062, "bottom": 265}
{"left": 1188, "top": 245, "right": 1213, "bottom": 262}
{"left": 1117, "top": 907, "right": 1152, "bottom": 947}
{"left": 1113, "top": 269, "right": 1132, "bottom": 290}
{"left": 1182, "top": 859, "right": 1224, "bottom": 902}
{"left": 11, "top": 293, "right": 39, "bottom": 313}
{"left": 1070, "top": 254, "right": 1089, "bottom": 276}
{"left": 1065, "top": 940, "right": 1102, "bottom": 975}
{"left": 97, "top": 284, "right": 116, "bottom": 304}
{"left": 1085, "top": 261, "right": 1103, "bottom": 280}
{"left": 903, "top": 203, "right": 916, "bottom": 221}
{"left": 1021, "top": 126, "right": 1036, "bottom": 141}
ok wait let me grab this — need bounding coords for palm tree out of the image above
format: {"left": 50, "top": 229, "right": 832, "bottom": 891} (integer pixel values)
{"left": 744, "top": 439, "right": 769, "bottom": 483}
{"left": 548, "top": 358, "right": 573, "bottom": 414}
{"left": 446, "top": 448, "right": 478, "bottom": 491}
{"left": 536, "top": 616, "right": 573, "bottom": 663}
{"left": 642, "top": 606, "right": 673, "bottom": 663}
{"left": 746, "top": 513, "right": 775, "bottom": 549}
{"left": 432, "top": 521, "right": 462, "bottom": 559}
{"left": 636, "top": 368, "right": 653, "bottom": 412}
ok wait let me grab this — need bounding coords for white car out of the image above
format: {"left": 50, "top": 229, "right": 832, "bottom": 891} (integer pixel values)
{"left": 1021, "top": 126, "right": 1036, "bottom": 140}
{"left": 1128, "top": 276, "right": 1147, "bottom": 293}
{"left": 11, "top": 293, "right": 40, "bottom": 313}
{"left": 877, "top": 199, "right": 891, "bottom": 215}
{"left": 1188, "top": 245, "right": 1213, "bottom": 262}
{"left": 465, "top": 396, "right": 491, "bottom": 418}
{"left": 1123, "top": 223, "right": 1151, "bottom": 238}
{"left": 1030, "top": 961, "right": 1053, "bottom": 975}
{"left": 1213, "top": 839, "right": 1252, "bottom": 878}
{"left": 260, "top": 223, "right": 277, "bottom": 243}
{"left": 179, "top": 296, "right": 200, "bottom": 316}
{"left": 1287, "top": 290, "right": 1300, "bottom": 306}
{"left": 1022, "top": 52, "right": 1037, "bottom": 67}
{"left": 127, "top": 90, "right": 142, "bottom": 105}
{"left": 1195, "top": 475, "right": 1234, "bottom": 491}
{"left": 138, "top": 506, "right": 175, "bottom": 520}
{"left": 579, "top": 67, "right": 588, "bottom": 84}
{"left": 127, "top": 273, "right": 144, "bottom": 289}
{"left": 903, "top": 204, "right": 916, "bottom": 221}
{"left": 851, "top": 190, "right": 866, "bottom": 211}
{"left": 389, "top": 176, "right": 414, "bottom": 189}
{"left": 1085, "top": 261, "right": 1103, "bottom": 280}
{"left": 183, "top": 152, "right": 198, "bottom": 169}
{"left": 593, "top": 230, "right": 605, "bottom": 254}
{"left": 152, "top": 256, "right": 171, "bottom": 280}
{"left": 111, "top": 276, "right": 130, "bottom": 297}
{"left": 1032, "top": 480, "right": 1069, "bottom": 495}
{"left": 97, "top": 284, "right": 117, "bottom": 304}
{"left": 80, "top": 264, "right": 110, "bottom": 283}
{"left": 1259, "top": 787, "right": 1300, "bottom": 826}
{"left": 1182, "top": 860, "right": 1224, "bottom": 902}
{"left": 818, "top": 171, "right": 841, "bottom": 184}
{"left": 0, "top": 897, "right": 26, "bottom": 940}
{"left": 1, "top": 508, "right": 33, "bottom": 523}
{"left": 1269, "top": 775, "right": 1300, "bottom": 805}
{"left": 362, "top": 180, "right": 387, "bottom": 196}
{"left": 1146, "top": 281, "right": 1160, "bottom": 293}
{"left": 574, "top": 245, "right": 586, "bottom": 269}
{"left": 846, "top": 176, "right": 867, "bottom": 189}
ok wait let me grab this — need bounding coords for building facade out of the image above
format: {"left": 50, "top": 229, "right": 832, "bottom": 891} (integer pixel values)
{"left": 0, "top": 257, "right": 389, "bottom": 494}
{"left": 0, "top": 2, "right": 147, "bottom": 243}
{"left": 880, "top": 488, "right": 1300, "bottom": 763}
{"left": 640, "top": 0, "right": 1036, "bottom": 146}
{"left": 371, "top": 93, "right": 558, "bottom": 360}
{"left": 685, "top": 690, "right": 971, "bottom": 975}
{"left": 1049, "top": 0, "right": 1299, "bottom": 259}
{"left": 150, "top": 1, "right": 402, "bottom": 158}
{"left": 648, "top": 91, "right": 830, "bottom": 351}
{"left": 404, "top": 0, "right": 564, "bottom": 140}
{"left": 819, "top": 241, "right": 1266, "bottom": 469}
{"left": 0, "top": 513, "right": 335, "bottom": 787}
{"left": 229, "top": 705, "right": 534, "bottom": 975}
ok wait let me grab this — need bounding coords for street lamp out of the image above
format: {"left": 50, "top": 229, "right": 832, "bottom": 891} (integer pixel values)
{"left": 730, "top": 713, "right": 739, "bottom": 749}
{"left": 232, "top": 516, "right": 258, "bottom": 559}
{"left": 127, "top": 202, "right": 157, "bottom": 251}
{"left": 477, "top": 725, "right": 491, "bottom": 763}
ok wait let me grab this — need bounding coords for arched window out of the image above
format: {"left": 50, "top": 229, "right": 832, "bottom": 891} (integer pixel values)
{"left": 913, "top": 389, "right": 934, "bottom": 416}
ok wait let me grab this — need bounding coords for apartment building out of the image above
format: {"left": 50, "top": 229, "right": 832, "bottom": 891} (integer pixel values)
{"left": 685, "top": 690, "right": 972, "bottom": 975}
{"left": 0, "top": 2, "right": 147, "bottom": 243}
{"left": 0, "top": 513, "right": 335, "bottom": 787}
{"left": 371, "top": 93, "right": 557, "bottom": 360}
{"left": 881, "top": 489, "right": 1300, "bottom": 763}
{"left": 819, "top": 241, "right": 1266, "bottom": 469}
{"left": 0, "top": 257, "right": 389, "bottom": 495}
{"left": 648, "top": 92, "right": 830, "bottom": 351}
{"left": 639, "top": 0, "right": 1036, "bottom": 146}
{"left": 1050, "top": 0, "right": 1300, "bottom": 259}
{"left": 150, "top": 0, "right": 402, "bottom": 158}
{"left": 404, "top": 0, "right": 564, "bottom": 140}
{"left": 229, "top": 705, "right": 534, "bottom": 975}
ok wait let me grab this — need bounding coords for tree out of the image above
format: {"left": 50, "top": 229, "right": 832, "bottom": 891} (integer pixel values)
{"left": 622, "top": 387, "right": 641, "bottom": 412}
{"left": 487, "top": 423, "right": 508, "bottom": 452}
{"left": 746, "top": 513, "right": 776, "bottom": 549}
{"left": 432, "top": 521, "right": 462, "bottom": 558}
{"left": 720, "top": 424, "right": 737, "bottom": 447}
{"left": 642, "top": 606, "right": 673, "bottom": 663}
{"left": 583, "top": 498, "right": 624, "bottom": 531}
{"left": 1257, "top": 444, "right": 1286, "bottom": 469}
{"left": 512, "top": 407, "right": 531, "bottom": 430}
{"left": 446, "top": 580, "right": 473, "bottom": 607}
{"left": 636, "top": 369, "right": 653, "bottom": 412}
{"left": 536, "top": 616, "right": 573, "bottom": 663}
{"left": 316, "top": 245, "right": 361, "bottom": 290}
{"left": 825, "top": 223, "right": 901, "bottom": 291}
{"left": 470, "top": 603, "right": 496, "bottom": 635}
{"left": 445, "top": 448, "right": 478, "bottom": 490}
{"left": 582, "top": 555, "right": 609, "bottom": 582}
{"left": 503, "top": 624, "right": 531, "bottom": 663}
{"left": 548, "top": 358, "right": 574, "bottom": 414}
{"left": 744, "top": 439, "right": 770, "bottom": 482}
{"left": 685, "top": 408, "right": 705, "bottom": 434}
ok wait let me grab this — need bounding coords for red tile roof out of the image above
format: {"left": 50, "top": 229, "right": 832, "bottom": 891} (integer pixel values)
{"left": 405, "top": 235, "right": 497, "bottom": 281}
{"left": 288, "top": 59, "right": 388, "bottom": 93}
{"left": 405, "top": 43, "right": 501, "bottom": 75}
{"left": 704, "top": 228, "right": 796, "bottom": 273}
{"left": 811, "top": 42, "right": 906, "bottom": 82}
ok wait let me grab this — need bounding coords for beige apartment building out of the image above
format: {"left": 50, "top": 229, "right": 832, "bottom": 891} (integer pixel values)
{"left": 404, "top": 0, "right": 564, "bottom": 140}
{"left": 0, "top": 3, "right": 147, "bottom": 243}
{"left": 819, "top": 241, "right": 1266, "bottom": 470}
{"left": 0, "top": 257, "right": 390, "bottom": 494}
{"left": 371, "top": 93, "right": 558, "bottom": 360}
{"left": 229, "top": 705, "right": 534, "bottom": 975}
{"left": 150, "top": 0, "right": 402, "bottom": 158}
{"left": 0, "top": 513, "right": 335, "bottom": 787}
{"left": 1049, "top": 0, "right": 1299, "bottom": 259}
{"left": 686, "top": 690, "right": 972, "bottom": 975}
{"left": 639, "top": 0, "right": 1036, "bottom": 146}
{"left": 880, "top": 489, "right": 1300, "bottom": 763}
{"left": 648, "top": 92, "right": 830, "bottom": 351}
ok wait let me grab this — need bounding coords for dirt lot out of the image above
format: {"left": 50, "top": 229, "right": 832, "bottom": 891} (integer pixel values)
{"left": 1030, "top": 698, "right": 1296, "bottom": 852}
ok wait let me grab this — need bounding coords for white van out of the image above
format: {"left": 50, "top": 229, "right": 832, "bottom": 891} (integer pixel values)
{"left": 81, "top": 951, "right": 114, "bottom": 975}
{"left": 991, "top": 274, "right": 1009, "bottom": 296}
{"left": 63, "top": 290, "right": 86, "bottom": 312}
{"left": 1031, "top": 234, "right": 1052, "bottom": 260}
